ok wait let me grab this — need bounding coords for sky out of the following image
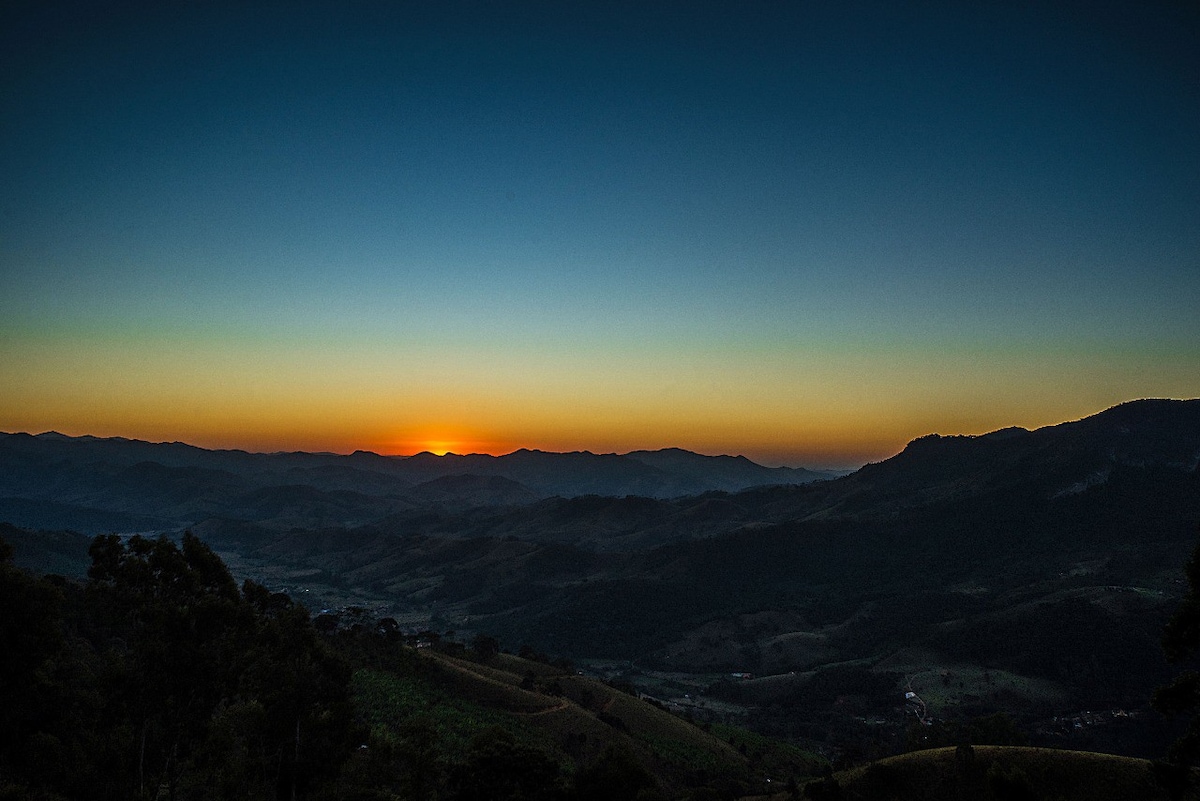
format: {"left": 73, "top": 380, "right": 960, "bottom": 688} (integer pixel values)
{"left": 1, "top": 1, "right": 1197, "bottom": 469}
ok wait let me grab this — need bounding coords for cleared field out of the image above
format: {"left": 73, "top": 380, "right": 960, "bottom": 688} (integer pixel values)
{"left": 877, "top": 648, "right": 1068, "bottom": 716}
{"left": 906, "top": 665, "right": 1068, "bottom": 715}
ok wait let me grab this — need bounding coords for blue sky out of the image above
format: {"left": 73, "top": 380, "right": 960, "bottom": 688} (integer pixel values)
{"left": 2, "top": 1, "right": 1197, "bottom": 467}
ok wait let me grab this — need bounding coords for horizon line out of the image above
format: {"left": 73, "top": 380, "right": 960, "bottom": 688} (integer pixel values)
{"left": 5, "top": 429, "right": 862, "bottom": 472}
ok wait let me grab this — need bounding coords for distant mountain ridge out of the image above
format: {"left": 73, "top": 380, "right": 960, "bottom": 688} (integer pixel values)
{"left": 3, "top": 400, "right": 1198, "bottom": 539}
{"left": 809, "top": 397, "right": 1200, "bottom": 517}
{"left": 0, "top": 432, "right": 838, "bottom": 533}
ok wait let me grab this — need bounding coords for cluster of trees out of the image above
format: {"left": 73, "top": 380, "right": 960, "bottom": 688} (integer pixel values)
{"left": 0, "top": 533, "right": 693, "bottom": 801}
{"left": 1, "top": 533, "right": 358, "bottom": 800}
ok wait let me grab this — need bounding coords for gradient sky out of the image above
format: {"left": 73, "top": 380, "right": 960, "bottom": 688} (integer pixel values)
{"left": 2, "top": 1, "right": 1197, "bottom": 468}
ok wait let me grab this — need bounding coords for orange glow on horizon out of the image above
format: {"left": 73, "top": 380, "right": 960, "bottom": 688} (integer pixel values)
{"left": 356, "top": 429, "right": 900, "bottom": 469}
{"left": 5, "top": 316, "right": 1197, "bottom": 471}
{"left": 375, "top": 432, "right": 528, "bottom": 458}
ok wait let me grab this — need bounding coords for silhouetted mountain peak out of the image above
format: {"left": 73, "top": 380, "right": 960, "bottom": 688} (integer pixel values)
{"left": 980, "top": 426, "right": 1030, "bottom": 440}
{"left": 845, "top": 398, "right": 1200, "bottom": 513}
{"left": 7, "top": 401, "right": 1191, "bottom": 536}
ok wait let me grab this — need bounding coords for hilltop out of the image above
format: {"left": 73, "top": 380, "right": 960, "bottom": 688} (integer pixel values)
{"left": 769, "top": 744, "right": 1200, "bottom": 800}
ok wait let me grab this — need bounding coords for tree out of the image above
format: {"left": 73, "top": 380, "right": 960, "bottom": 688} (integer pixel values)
{"left": 472, "top": 633, "right": 501, "bottom": 660}
{"left": 571, "top": 746, "right": 658, "bottom": 801}
{"left": 3, "top": 532, "right": 359, "bottom": 800}
{"left": 0, "top": 536, "right": 68, "bottom": 795}
{"left": 1155, "top": 527, "right": 1200, "bottom": 785}
{"left": 85, "top": 533, "right": 251, "bottom": 798}
{"left": 452, "top": 727, "right": 565, "bottom": 801}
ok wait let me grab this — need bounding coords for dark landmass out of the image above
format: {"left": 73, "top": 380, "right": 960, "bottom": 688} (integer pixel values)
{"left": 0, "top": 532, "right": 824, "bottom": 800}
{"left": 0, "top": 435, "right": 839, "bottom": 533}
{"left": 4, "top": 398, "right": 1200, "bottom": 797}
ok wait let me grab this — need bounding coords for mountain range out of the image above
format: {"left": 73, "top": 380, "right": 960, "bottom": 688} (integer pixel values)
{"left": 4, "top": 398, "right": 1200, "bottom": 761}
{"left": 0, "top": 434, "right": 837, "bottom": 535}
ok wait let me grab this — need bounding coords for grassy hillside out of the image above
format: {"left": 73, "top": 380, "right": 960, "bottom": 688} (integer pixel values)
{"left": 790, "top": 745, "right": 1198, "bottom": 801}
{"left": 348, "top": 641, "right": 827, "bottom": 796}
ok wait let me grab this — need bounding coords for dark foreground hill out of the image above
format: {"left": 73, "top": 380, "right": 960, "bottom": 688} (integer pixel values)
{"left": 0, "top": 532, "right": 826, "bottom": 800}
{"left": 6, "top": 524, "right": 1198, "bottom": 801}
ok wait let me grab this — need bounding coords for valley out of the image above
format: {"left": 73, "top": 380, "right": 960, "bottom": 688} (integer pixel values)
{"left": 3, "top": 399, "right": 1200, "bottom": 795}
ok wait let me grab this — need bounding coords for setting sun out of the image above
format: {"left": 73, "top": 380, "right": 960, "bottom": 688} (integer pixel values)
{"left": 377, "top": 430, "right": 520, "bottom": 458}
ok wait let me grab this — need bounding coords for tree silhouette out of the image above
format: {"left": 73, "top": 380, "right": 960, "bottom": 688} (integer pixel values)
{"left": 1, "top": 532, "right": 359, "bottom": 800}
{"left": 0, "top": 536, "right": 67, "bottom": 793}
{"left": 472, "top": 633, "right": 501, "bottom": 660}
{"left": 452, "top": 727, "right": 565, "bottom": 801}
{"left": 1155, "top": 528, "right": 1200, "bottom": 774}
{"left": 572, "top": 745, "right": 658, "bottom": 801}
